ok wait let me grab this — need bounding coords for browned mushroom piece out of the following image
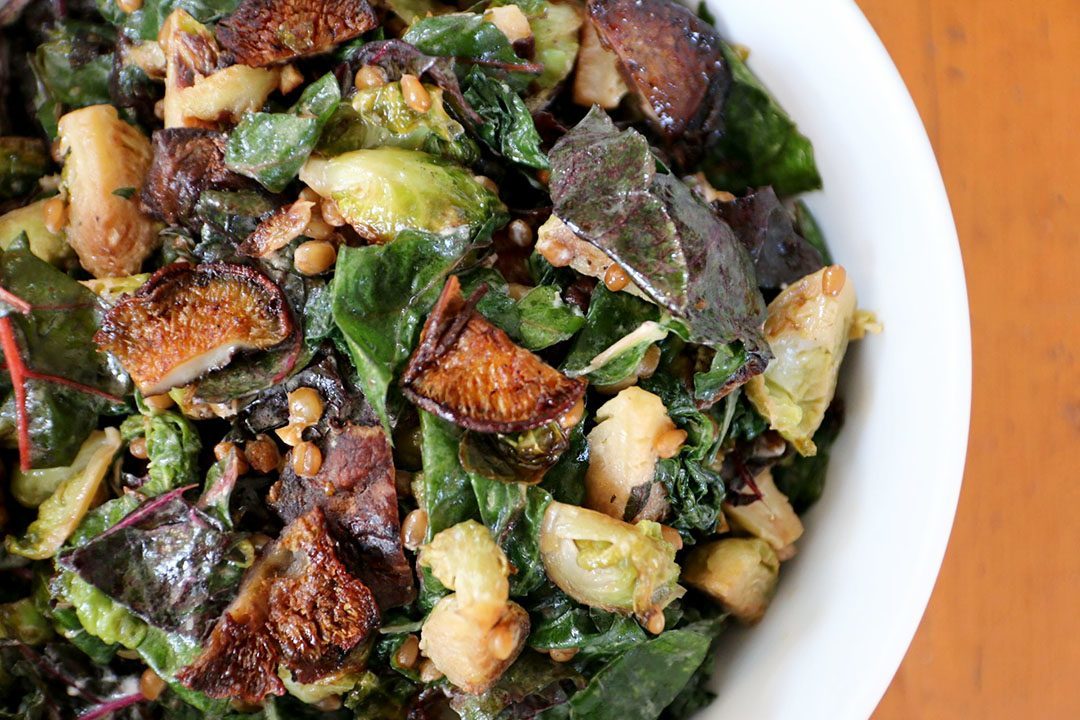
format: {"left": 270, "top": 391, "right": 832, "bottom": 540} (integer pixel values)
{"left": 269, "top": 423, "right": 416, "bottom": 609}
{"left": 401, "top": 276, "right": 587, "bottom": 434}
{"left": 216, "top": 0, "right": 378, "bottom": 67}
{"left": 138, "top": 129, "right": 252, "bottom": 226}
{"left": 586, "top": 0, "right": 729, "bottom": 153}
{"left": 95, "top": 263, "right": 293, "bottom": 396}
{"left": 178, "top": 507, "right": 380, "bottom": 702}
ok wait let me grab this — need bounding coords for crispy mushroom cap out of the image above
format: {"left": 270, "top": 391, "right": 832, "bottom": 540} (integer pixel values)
{"left": 586, "top": 0, "right": 729, "bottom": 149}
{"left": 178, "top": 508, "right": 380, "bottom": 702}
{"left": 216, "top": 0, "right": 378, "bottom": 67}
{"left": 401, "top": 276, "right": 586, "bottom": 433}
{"left": 95, "top": 263, "right": 293, "bottom": 395}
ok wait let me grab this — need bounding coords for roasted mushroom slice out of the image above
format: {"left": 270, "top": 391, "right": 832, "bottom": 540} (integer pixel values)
{"left": 178, "top": 507, "right": 380, "bottom": 702}
{"left": 586, "top": 0, "right": 729, "bottom": 158}
{"left": 401, "top": 276, "right": 586, "bottom": 433}
{"left": 95, "top": 263, "right": 293, "bottom": 396}
{"left": 216, "top": 0, "right": 378, "bottom": 67}
{"left": 269, "top": 423, "right": 416, "bottom": 609}
{"left": 139, "top": 129, "right": 252, "bottom": 226}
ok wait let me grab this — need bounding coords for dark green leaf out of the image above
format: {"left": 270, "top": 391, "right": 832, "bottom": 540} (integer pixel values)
{"left": 565, "top": 622, "right": 721, "bottom": 720}
{"left": 652, "top": 458, "right": 725, "bottom": 541}
{"left": 460, "top": 422, "right": 570, "bottom": 485}
{"left": 528, "top": 590, "right": 646, "bottom": 666}
{"left": 332, "top": 230, "right": 475, "bottom": 431}
{"left": 516, "top": 285, "right": 584, "bottom": 350}
{"left": 403, "top": 13, "right": 540, "bottom": 91}
{"left": 30, "top": 22, "right": 114, "bottom": 138}
{"left": 0, "top": 138, "right": 50, "bottom": 200}
{"left": 772, "top": 403, "right": 843, "bottom": 513}
{"left": 138, "top": 410, "right": 202, "bottom": 496}
{"left": 419, "top": 412, "right": 481, "bottom": 539}
{"left": 462, "top": 67, "right": 549, "bottom": 170}
{"left": 538, "top": 419, "right": 588, "bottom": 505}
{"left": 98, "top": 0, "right": 242, "bottom": 41}
{"left": 471, "top": 475, "right": 552, "bottom": 596}
{"left": 692, "top": 341, "right": 755, "bottom": 408}
{"left": 111, "top": 186, "right": 136, "bottom": 199}
{"left": 793, "top": 199, "right": 833, "bottom": 264}
{"left": 451, "top": 651, "right": 583, "bottom": 720}
{"left": 0, "top": 236, "right": 129, "bottom": 469}
{"left": 561, "top": 284, "right": 661, "bottom": 386}
{"left": 703, "top": 43, "right": 822, "bottom": 196}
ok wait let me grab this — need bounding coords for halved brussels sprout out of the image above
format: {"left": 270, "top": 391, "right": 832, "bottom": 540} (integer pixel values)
{"left": 172, "top": 65, "right": 282, "bottom": 127}
{"left": 529, "top": 1, "right": 583, "bottom": 106}
{"left": 0, "top": 200, "right": 74, "bottom": 267}
{"left": 318, "top": 82, "right": 479, "bottom": 164}
{"left": 95, "top": 263, "right": 294, "bottom": 395}
{"left": 746, "top": 265, "right": 858, "bottom": 456}
{"left": 58, "top": 104, "right": 158, "bottom": 278}
{"left": 216, "top": 0, "right": 378, "bottom": 67}
{"left": 300, "top": 148, "right": 506, "bottom": 243}
{"left": 5, "top": 428, "right": 122, "bottom": 560}
{"left": 459, "top": 421, "right": 570, "bottom": 484}
{"left": 585, "top": 387, "right": 676, "bottom": 522}
{"left": 682, "top": 537, "right": 779, "bottom": 624}
{"left": 418, "top": 521, "right": 529, "bottom": 694}
{"left": 539, "top": 501, "right": 683, "bottom": 627}
{"left": 723, "top": 468, "right": 803, "bottom": 557}
{"left": 401, "top": 276, "right": 587, "bottom": 433}
{"left": 158, "top": 9, "right": 221, "bottom": 129}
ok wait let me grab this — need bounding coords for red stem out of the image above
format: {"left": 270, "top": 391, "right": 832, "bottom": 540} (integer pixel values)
{"left": 21, "top": 369, "right": 124, "bottom": 404}
{"left": 0, "top": 317, "right": 32, "bottom": 471}
{"left": 78, "top": 693, "right": 146, "bottom": 720}
{"left": 0, "top": 286, "right": 32, "bottom": 314}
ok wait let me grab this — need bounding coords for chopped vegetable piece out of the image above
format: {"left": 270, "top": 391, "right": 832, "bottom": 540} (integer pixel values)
{"left": 0, "top": 199, "right": 75, "bottom": 267}
{"left": 585, "top": 387, "right": 676, "bottom": 522}
{"left": 95, "top": 262, "right": 294, "bottom": 395}
{"left": 58, "top": 104, "right": 158, "bottom": 278}
{"left": 401, "top": 275, "right": 586, "bottom": 433}
{"left": 5, "top": 428, "right": 122, "bottom": 560}
{"left": 539, "top": 501, "right": 683, "bottom": 624}
{"left": 722, "top": 469, "right": 804, "bottom": 555}
{"left": 682, "top": 538, "right": 779, "bottom": 624}
{"left": 300, "top": 147, "right": 506, "bottom": 243}
{"left": 179, "top": 507, "right": 380, "bottom": 702}
{"left": 745, "top": 265, "right": 858, "bottom": 455}
{"left": 0, "top": 137, "right": 50, "bottom": 200}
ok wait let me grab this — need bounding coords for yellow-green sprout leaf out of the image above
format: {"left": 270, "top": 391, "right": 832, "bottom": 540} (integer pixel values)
{"left": 319, "top": 82, "right": 478, "bottom": 164}
{"left": 58, "top": 571, "right": 148, "bottom": 649}
{"left": 80, "top": 273, "right": 151, "bottom": 305}
{"left": 539, "top": 502, "right": 683, "bottom": 624}
{"left": 418, "top": 519, "right": 510, "bottom": 614}
{"left": 5, "top": 427, "right": 121, "bottom": 560}
{"left": 0, "top": 598, "right": 55, "bottom": 644}
{"left": 299, "top": 147, "right": 506, "bottom": 244}
{"left": 746, "top": 265, "right": 858, "bottom": 456}
{"left": 0, "top": 199, "right": 74, "bottom": 267}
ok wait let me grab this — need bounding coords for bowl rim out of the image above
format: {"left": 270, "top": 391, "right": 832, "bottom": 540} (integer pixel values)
{"left": 699, "top": 1, "right": 971, "bottom": 718}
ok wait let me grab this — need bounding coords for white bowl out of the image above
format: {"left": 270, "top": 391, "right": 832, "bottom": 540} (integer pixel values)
{"left": 698, "top": 1, "right": 971, "bottom": 718}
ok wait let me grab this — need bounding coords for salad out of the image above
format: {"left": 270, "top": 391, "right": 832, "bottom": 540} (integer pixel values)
{"left": 0, "top": 0, "right": 879, "bottom": 718}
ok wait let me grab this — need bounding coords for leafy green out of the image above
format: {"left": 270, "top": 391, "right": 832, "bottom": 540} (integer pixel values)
{"left": 60, "top": 491, "right": 248, "bottom": 641}
{"left": 419, "top": 412, "right": 481, "bottom": 538}
{"left": 539, "top": 419, "right": 589, "bottom": 505}
{"left": 564, "top": 622, "right": 722, "bottom": 720}
{"left": 452, "top": 651, "right": 582, "bottom": 720}
{"left": 460, "top": 422, "right": 570, "bottom": 484}
{"left": 332, "top": 230, "right": 475, "bottom": 431}
{"left": 0, "top": 598, "right": 54, "bottom": 644}
{"left": 403, "top": 13, "right": 540, "bottom": 91}
{"left": 302, "top": 147, "right": 507, "bottom": 243}
{"left": 471, "top": 475, "right": 552, "bottom": 596}
{"left": 319, "top": 82, "right": 479, "bottom": 164}
{"left": 225, "top": 74, "right": 342, "bottom": 193}
{"left": 794, "top": 199, "right": 834, "bottom": 264}
{"left": 549, "top": 108, "right": 769, "bottom": 357}
{"left": 772, "top": 404, "right": 843, "bottom": 513}
{"left": 561, "top": 284, "right": 662, "bottom": 386}
{"left": 692, "top": 342, "right": 756, "bottom": 408}
{"left": 5, "top": 429, "right": 122, "bottom": 560}
{"left": 652, "top": 459, "right": 725, "bottom": 541}
{"left": 460, "top": 270, "right": 583, "bottom": 350}
{"left": 344, "top": 671, "right": 418, "bottom": 720}
{"left": 528, "top": 590, "right": 647, "bottom": 665}
{"left": 703, "top": 43, "right": 822, "bottom": 196}
{"left": 0, "top": 236, "right": 129, "bottom": 469}
{"left": 0, "top": 138, "right": 50, "bottom": 201}
{"left": 462, "top": 67, "right": 549, "bottom": 170}
{"left": 97, "top": 0, "right": 242, "bottom": 41}
{"left": 127, "top": 410, "right": 202, "bottom": 496}
{"left": 30, "top": 22, "right": 115, "bottom": 138}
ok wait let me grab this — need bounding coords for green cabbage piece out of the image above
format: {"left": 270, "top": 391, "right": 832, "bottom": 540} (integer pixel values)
{"left": 319, "top": 81, "right": 479, "bottom": 165}
{"left": 301, "top": 147, "right": 506, "bottom": 243}
{"left": 5, "top": 428, "right": 122, "bottom": 560}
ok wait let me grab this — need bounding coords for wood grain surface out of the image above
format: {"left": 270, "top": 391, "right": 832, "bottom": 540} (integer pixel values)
{"left": 855, "top": 1, "right": 1080, "bottom": 717}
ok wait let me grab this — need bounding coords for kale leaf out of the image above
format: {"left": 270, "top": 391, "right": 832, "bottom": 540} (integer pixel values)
{"left": 462, "top": 67, "right": 550, "bottom": 170}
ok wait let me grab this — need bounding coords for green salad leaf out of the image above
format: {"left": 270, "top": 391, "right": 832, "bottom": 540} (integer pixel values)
{"left": 561, "top": 285, "right": 663, "bottom": 386}
{"left": 703, "top": 42, "right": 822, "bottom": 196}
{"left": 462, "top": 67, "right": 549, "bottom": 170}
{"left": 0, "top": 138, "right": 50, "bottom": 201}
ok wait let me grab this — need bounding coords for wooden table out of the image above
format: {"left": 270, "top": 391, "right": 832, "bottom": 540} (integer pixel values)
{"left": 855, "top": 1, "right": 1080, "bottom": 717}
